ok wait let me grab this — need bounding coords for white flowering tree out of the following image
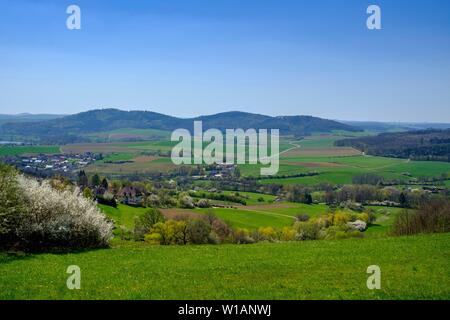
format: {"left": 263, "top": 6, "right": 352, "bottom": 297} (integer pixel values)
{"left": 15, "top": 175, "right": 113, "bottom": 249}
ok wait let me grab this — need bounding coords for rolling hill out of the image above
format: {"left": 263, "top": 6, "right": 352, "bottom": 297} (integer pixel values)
{"left": 0, "top": 108, "right": 361, "bottom": 144}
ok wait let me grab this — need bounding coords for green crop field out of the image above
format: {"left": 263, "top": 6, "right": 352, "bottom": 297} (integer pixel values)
{"left": 0, "top": 145, "right": 60, "bottom": 156}
{"left": 1, "top": 233, "right": 448, "bottom": 299}
{"left": 247, "top": 155, "right": 450, "bottom": 185}
{"left": 221, "top": 191, "right": 277, "bottom": 205}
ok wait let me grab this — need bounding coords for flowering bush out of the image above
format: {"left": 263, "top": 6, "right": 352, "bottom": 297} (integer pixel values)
{"left": 15, "top": 175, "right": 113, "bottom": 249}
{"left": 0, "top": 164, "right": 24, "bottom": 245}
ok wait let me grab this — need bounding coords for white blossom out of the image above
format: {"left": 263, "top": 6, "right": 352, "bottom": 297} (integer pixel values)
{"left": 15, "top": 175, "right": 113, "bottom": 248}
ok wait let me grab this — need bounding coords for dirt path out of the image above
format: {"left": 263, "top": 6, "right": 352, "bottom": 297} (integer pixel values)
{"left": 237, "top": 207, "right": 296, "bottom": 220}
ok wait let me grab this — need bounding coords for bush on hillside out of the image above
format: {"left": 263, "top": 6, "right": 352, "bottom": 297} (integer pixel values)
{"left": 134, "top": 208, "right": 165, "bottom": 240}
{"left": 14, "top": 175, "right": 113, "bottom": 249}
{"left": 0, "top": 164, "right": 24, "bottom": 246}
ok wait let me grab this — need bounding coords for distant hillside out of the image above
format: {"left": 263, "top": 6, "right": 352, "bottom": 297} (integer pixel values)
{"left": 336, "top": 129, "right": 450, "bottom": 162}
{"left": 0, "top": 108, "right": 361, "bottom": 144}
{"left": 339, "top": 120, "right": 450, "bottom": 133}
{"left": 0, "top": 113, "right": 65, "bottom": 125}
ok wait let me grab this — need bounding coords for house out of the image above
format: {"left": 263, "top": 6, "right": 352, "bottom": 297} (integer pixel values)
{"left": 117, "top": 185, "right": 144, "bottom": 206}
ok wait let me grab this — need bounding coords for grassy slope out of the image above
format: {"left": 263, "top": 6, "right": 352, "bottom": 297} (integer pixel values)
{"left": 0, "top": 233, "right": 448, "bottom": 299}
{"left": 98, "top": 204, "right": 147, "bottom": 230}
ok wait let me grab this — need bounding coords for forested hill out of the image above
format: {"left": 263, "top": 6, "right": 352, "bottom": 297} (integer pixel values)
{"left": 335, "top": 129, "right": 450, "bottom": 162}
{"left": 0, "top": 108, "right": 361, "bottom": 144}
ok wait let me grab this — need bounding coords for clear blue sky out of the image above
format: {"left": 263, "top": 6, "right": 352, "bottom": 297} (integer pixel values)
{"left": 1, "top": 0, "right": 449, "bottom": 121}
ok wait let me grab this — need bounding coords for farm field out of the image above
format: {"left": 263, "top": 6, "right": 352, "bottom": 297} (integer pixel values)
{"left": 0, "top": 145, "right": 60, "bottom": 156}
{"left": 251, "top": 155, "right": 450, "bottom": 185}
{"left": 85, "top": 156, "right": 176, "bottom": 175}
{"left": 0, "top": 233, "right": 448, "bottom": 299}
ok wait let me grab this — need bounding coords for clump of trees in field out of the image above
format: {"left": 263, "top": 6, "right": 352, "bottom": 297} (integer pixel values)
{"left": 0, "top": 164, "right": 113, "bottom": 250}
{"left": 129, "top": 206, "right": 374, "bottom": 246}
{"left": 392, "top": 199, "right": 450, "bottom": 236}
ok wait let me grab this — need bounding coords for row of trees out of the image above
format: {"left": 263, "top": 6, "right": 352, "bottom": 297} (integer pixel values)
{"left": 392, "top": 199, "right": 450, "bottom": 235}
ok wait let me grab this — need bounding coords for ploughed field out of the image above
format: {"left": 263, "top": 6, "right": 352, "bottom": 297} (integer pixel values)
{"left": 1, "top": 234, "right": 448, "bottom": 299}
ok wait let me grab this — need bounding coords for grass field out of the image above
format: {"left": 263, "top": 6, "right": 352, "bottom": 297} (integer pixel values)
{"left": 1, "top": 233, "right": 448, "bottom": 299}
{"left": 86, "top": 156, "right": 176, "bottom": 174}
{"left": 0, "top": 145, "right": 60, "bottom": 156}
{"left": 98, "top": 204, "right": 148, "bottom": 230}
{"left": 249, "top": 155, "right": 450, "bottom": 185}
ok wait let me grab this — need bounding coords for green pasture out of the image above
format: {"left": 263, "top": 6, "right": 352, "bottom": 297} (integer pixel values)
{"left": 0, "top": 145, "right": 60, "bottom": 156}
{"left": 1, "top": 233, "right": 448, "bottom": 299}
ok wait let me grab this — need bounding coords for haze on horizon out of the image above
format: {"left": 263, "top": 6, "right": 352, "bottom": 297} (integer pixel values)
{"left": 1, "top": 0, "right": 450, "bottom": 122}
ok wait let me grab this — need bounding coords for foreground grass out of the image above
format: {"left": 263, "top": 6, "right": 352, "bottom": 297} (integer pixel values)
{"left": 0, "top": 233, "right": 449, "bottom": 300}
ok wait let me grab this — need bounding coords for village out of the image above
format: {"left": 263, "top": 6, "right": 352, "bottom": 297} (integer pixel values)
{"left": 0, "top": 153, "right": 99, "bottom": 177}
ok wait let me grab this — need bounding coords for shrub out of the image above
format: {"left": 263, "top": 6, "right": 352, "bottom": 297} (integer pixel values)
{"left": 186, "top": 219, "right": 211, "bottom": 244}
{"left": 258, "top": 227, "right": 277, "bottom": 241}
{"left": 207, "top": 231, "right": 220, "bottom": 244}
{"left": 0, "top": 164, "right": 24, "bottom": 246}
{"left": 232, "top": 228, "right": 254, "bottom": 244}
{"left": 178, "top": 194, "right": 195, "bottom": 209}
{"left": 134, "top": 208, "right": 165, "bottom": 241}
{"left": 280, "top": 227, "right": 296, "bottom": 241}
{"left": 83, "top": 187, "right": 94, "bottom": 199}
{"left": 117, "top": 226, "right": 134, "bottom": 241}
{"left": 295, "top": 214, "right": 310, "bottom": 222}
{"left": 332, "top": 211, "right": 352, "bottom": 226}
{"left": 146, "top": 220, "right": 188, "bottom": 245}
{"left": 322, "top": 225, "right": 363, "bottom": 240}
{"left": 211, "top": 219, "right": 232, "bottom": 242}
{"left": 196, "top": 198, "right": 211, "bottom": 208}
{"left": 15, "top": 175, "right": 113, "bottom": 249}
{"left": 294, "top": 221, "right": 322, "bottom": 240}
{"left": 356, "top": 212, "right": 369, "bottom": 223}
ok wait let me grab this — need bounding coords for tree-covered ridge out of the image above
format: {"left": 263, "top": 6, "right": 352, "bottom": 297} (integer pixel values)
{"left": 336, "top": 129, "right": 450, "bottom": 161}
{"left": 0, "top": 108, "right": 361, "bottom": 144}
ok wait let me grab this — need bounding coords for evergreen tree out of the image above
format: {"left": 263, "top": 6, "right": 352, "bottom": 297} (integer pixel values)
{"left": 77, "top": 170, "right": 88, "bottom": 189}
{"left": 101, "top": 178, "right": 109, "bottom": 190}
{"left": 91, "top": 174, "right": 101, "bottom": 187}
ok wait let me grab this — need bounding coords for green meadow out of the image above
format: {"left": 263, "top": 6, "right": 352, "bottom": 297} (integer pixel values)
{"left": 1, "top": 234, "right": 448, "bottom": 299}
{"left": 248, "top": 155, "right": 450, "bottom": 185}
{"left": 0, "top": 145, "right": 60, "bottom": 156}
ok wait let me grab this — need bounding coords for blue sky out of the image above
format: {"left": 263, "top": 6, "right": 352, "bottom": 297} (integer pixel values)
{"left": 0, "top": 0, "right": 449, "bottom": 121}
